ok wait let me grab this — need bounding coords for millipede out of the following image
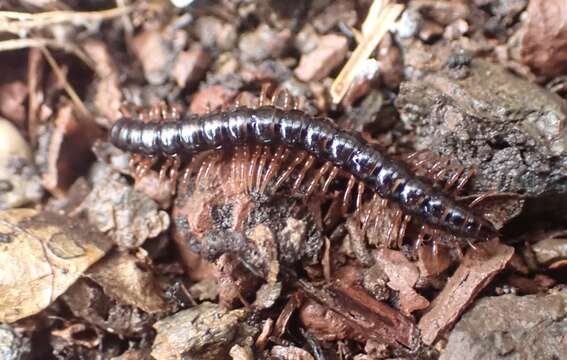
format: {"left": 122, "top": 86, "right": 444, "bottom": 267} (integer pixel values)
{"left": 109, "top": 88, "right": 498, "bottom": 250}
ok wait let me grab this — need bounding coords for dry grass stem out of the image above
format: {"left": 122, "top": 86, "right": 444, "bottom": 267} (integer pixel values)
{"left": 330, "top": 1, "right": 404, "bottom": 104}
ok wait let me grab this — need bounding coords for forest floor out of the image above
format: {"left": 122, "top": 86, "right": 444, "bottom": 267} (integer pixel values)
{"left": 0, "top": 1, "right": 566, "bottom": 359}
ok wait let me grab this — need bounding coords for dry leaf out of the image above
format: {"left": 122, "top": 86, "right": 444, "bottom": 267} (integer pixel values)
{"left": 87, "top": 251, "right": 167, "bottom": 314}
{"left": 0, "top": 209, "right": 112, "bottom": 323}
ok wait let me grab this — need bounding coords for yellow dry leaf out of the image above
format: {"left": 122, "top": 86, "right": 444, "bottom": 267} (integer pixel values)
{"left": 0, "top": 208, "right": 113, "bottom": 323}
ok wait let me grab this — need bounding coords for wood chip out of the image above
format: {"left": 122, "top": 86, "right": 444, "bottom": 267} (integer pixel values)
{"left": 418, "top": 240, "right": 514, "bottom": 345}
{"left": 373, "top": 248, "right": 430, "bottom": 315}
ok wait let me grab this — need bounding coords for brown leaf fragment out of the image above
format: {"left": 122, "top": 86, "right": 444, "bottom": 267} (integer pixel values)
{"left": 193, "top": 16, "right": 237, "bottom": 51}
{"left": 238, "top": 24, "right": 291, "bottom": 62}
{"left": 247, "top": 223, "right": 279, "bottom": 283}
{"left": 78, "top": 177, "right": 170, "bottom": 248}
{"left": 131, "top": 29, "right": 178, "bottom": 85}
{"left": 312, "top": 0, "right": 357, "bottom": 33}
{"left": 63, "top": 279, "right": 151, "bottom": 337}
{"left": 216, "top": 254, "right": 262, "bottom": 308}
{"left": 418, "top": 240, "right": 514, "bottom": 345}
{"left": 229, "top": 344, "right": 254, "bottom": 360}
{"left": 151, "top": 302, "right": 254, "bottom": 360}
{"left": 255, "top": 318, "right": 273, "bottom": 350}
{"left": 271, "top": 345, "right": 315, "bottom": 360}
{"left": 0, "top": 209, "right": 112, "bottom": 323}
{"left": 298, "top": 280, "right": 418, "bottom": 350}
{"left": 83, "top": 40, "right": 122, "bottom": 127}
{"left": 172, "top": 45, "right": 210, "bottom": 88}
{"left": 39, "top": 101, "right": 101, "bottom": 195}
{"left": 87, "top": 251, "right": 167, "bottom": 314}
{"left": 416, "top": 244, "right": 452, "bottom": 278}
{"left": 274, "top": 291, "right": 303, "bottom": 339}
{"left": 189, "top": 85, "right": 238, "bottom": 115}
{"left": 51, "top": 322, "right": 100, "bottom": 349}
{"left": 189, "top": 279, "right": 218, "bottom": 302}
{"left": 299, "top": 298, "right": 364, "bottom": 342}
{"left": 111, "top": 349, "right": 153, "bottom": 360}
{"left": 520, "top": 0, "right": 567, "bottom": 78}
{"left": 295, "top": 34, "right": 348, "bottom": 82}
{"left": 373, "top": 249, "right": 430, "bottom": 315}
{"left": 531, "top": 230, "right": 567, "bottom": 266}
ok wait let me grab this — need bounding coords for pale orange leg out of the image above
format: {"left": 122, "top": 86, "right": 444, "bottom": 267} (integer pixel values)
{"left": 247, "top": 146, "right": 263, "bottom": 192}
{"left": 292, "top": 155, "right": 315, "bottom": 193}
{"left": 273, "top": 151, "right": 307, "bottom": 192}
{"left": 397, "top": 215, "right": 411, "bottom": 249}
{"left": 341, "top": 175, "right": 357, "bottom": 215}
{"left": 260, "top": 146, "right": 288, "bottom": 193}
{"left": 322, "top": 166, "right": 340, "bottom": 193}
{"left": 306, "top": 161, "right": 332, "bottom": 196}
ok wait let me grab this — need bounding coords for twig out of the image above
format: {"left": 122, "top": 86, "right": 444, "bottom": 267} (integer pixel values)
{"left": 0, "top": 6, "right": 134, "bottom": 34}
{"left": 40, "top": 47, "right": 92, "bottom": 118}
{"left": 330, "top": 1, "right": 404, "bottom": 104}
{"left": 0, "top": 38, "right": 94, "bottom": 69}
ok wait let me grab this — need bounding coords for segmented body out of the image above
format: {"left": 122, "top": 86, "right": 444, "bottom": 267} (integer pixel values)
{"left": 110, "top": 105, "right": 497, "bottom": 241}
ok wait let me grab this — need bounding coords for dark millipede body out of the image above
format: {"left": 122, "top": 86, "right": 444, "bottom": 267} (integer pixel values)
{"left": 110, "top": 105, "right": 497, "bottom": 241}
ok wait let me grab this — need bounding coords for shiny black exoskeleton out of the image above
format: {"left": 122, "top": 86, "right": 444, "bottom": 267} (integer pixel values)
{"left": 110, "top": 106, "right": 497, "bottom": 241}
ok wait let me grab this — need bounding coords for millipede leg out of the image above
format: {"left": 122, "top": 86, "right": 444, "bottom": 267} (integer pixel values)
{"left": 355, "top": 181, "right": 365, "bottom": 212}
{"left": 322, "top": 166, "right": 339, "bottom": 193}
{"left": 444, "top": 166, "right": 464, "bottom": 192}
{"left": 272, "top": 88, "right": 294, "bottom": 110}
{"left": 397, "top": 214, "right": 411, "bottom": 249}
{"left": 133, "top": 155, "right": 156, "bottom": 179}
{"left": 230, "top": 149, "right": 238, "bottom": 192}
{"left": 129, "top": 154, "right": 140, "bottom": 175}
{"left": 180, "top": 166, "right": 192, "bottom": 190}
{"left": 455, "top": 242, "right": 464, "bottom": 260}
{"left": 433, "top": 167, "right": 449, "bottom": 183}
{"left": 455, "top": 169, "right": 475, "bottom": 194}
{"left": 232, "top": 147, "right": 241, "bottom": 192}
{"left": 259, "top": 83, "right": 273, "bottom": 107}
{"left": 468, "top": 191, "right": 499, "bottom": 208}
{"left": 168, "top": 155, "right": 181, "bottom": 195}
{"left": 405, "top": 149, "right": 429, "bottom": 162}
{"left": 240, "top": 146, "right": 250, "bottom": 193}
{"left": 159, "top": 157, "right": 174, "bottom": 185}
{"left": 306, "top": 161, "right": 332, "bottom": 197}
{"left": 195, "top": 159, "right": 208, "bottom": 188}
{"left": 260, "top": 146, "right": 288, "bottom": 193}
{"left": 248, "top": 145, "right": 262, "bottom": 193}
{"left": 233, "top": 92, "right": 245, "bottom": 108}
{"left": 370, "top": 198, "right": 387, "bottom": 242}
{"left": 428, "top": 158, "right": 450, "bottom": 178}
{"left": 361, "top": 194, "right": 378, "bottom": 232}
{"left": 293, "top": 154, "right": 315, "bottom": 193}
{"left": 341, "top": 175, "right": 357, "bottom": 215}
{"left": 387, "top": 208, "right": 402, "bottom": 248}
{"left": 273, "top": 151, "right": 306, "bottom": 192}
{"left": 255, "top": 146, "right": 270, "bottom": 192}
{"left": 158, "top": 101, "right": 169, "bottom": 122}
{"left": 414, "top": 225, "right": 427, "bottom": 252}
